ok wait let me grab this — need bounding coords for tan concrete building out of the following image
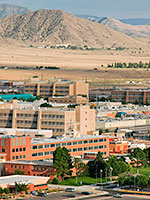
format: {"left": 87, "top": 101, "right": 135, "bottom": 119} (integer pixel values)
{"left": 48, "top": 95, "right": 88, "bottom": 104}
{"left": 24, "top": 80, "right": 89, "bottom": 99}
{"left": 0, "top": 101, "right": 95, "bottom": 137}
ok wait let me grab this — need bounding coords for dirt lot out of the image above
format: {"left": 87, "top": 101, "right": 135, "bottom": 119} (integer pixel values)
{"left": 0, "top": 46, "right": 150, "bottom": 87}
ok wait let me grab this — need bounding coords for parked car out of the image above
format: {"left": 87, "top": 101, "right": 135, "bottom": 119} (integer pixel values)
{"left": 65, "top": 187, "right": 75, "bottom": 192}
{"left": 37, "top": 192, "right": 47, "bottom": 197}
{"left": 66, "top": 193, "right": 76, "bottom": 198}
{"left": 113, "top": 193, "right": 122, "bottom": 198}
{"left": 81, "top": 191, "right": 91, "bottom": 195}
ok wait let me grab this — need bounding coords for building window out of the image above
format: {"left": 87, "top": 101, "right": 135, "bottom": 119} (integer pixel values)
{"left": 20, "top": 139, "right": 22, "bottom": 145}
{"left": 32, "top": 146, "right": 37, "bottom": 149}
{"left": 84, "top": 140, "right": 88, "bottom": 144}
{"left": 23, "top": 148, "right": 26, "bottom": 151}
{"left": 12, "top": 149, "right": 15, "bottom": 152}
{"left": 20, "top": 148, "right": 22, "bottom": 152}
{"left": 20, "top": 155, "right": 22, "bottom": 159}
{"left": 73, "top": 142, "right": 77, "bottom": 145}
{"left": 15, "top": 165, "right": 17, "bottom": 168}
{"left": 23, "top": 155, "right": 26, "bottom": 159}
{"left": 38, "top": 145, "right": 43, "bottom": 149}
{"left": 19, "top": 166, "right": 21, "bottom": 169}
{"left": 1, "top": 139, "right": 5, "bottom": 146}
{"left": 22, "top": 166, "right": 24, "bottom": 169}
{"left": 2, "top": 149, "right": 5, "bottom": 153}
{"left": 78, "top": 141, "right": 82, "bottom": 144}
{"left": 44, "top": 144, "right": 49, "bottom": 148}
{"left": 12, "top": 140, "right": 15, "bottom": 146}
{"left": 51, "top": 144, "right": 55, "bottom": 147}
{"left": 38, "top": 152, "right": 43, "bottom": 156}
{"left": 16, "top": 156, "right": 18, "bottom": 159}
{"left": 12, "top": 156, "right": 15, "bottom": 160}
{"left": 11, "top": 165, "right": 13, "bottom": 168}
{"left": 67, "top": 142, "right": 72, "bottom": 146}
{"left": 23, "top": 139, "right": 26, "bottom": 145}
{"left": 16, "top": 139, "right": 19, "bottom": 146}
{"left": 16, "top": 148, "right": 18, "bottom": 152}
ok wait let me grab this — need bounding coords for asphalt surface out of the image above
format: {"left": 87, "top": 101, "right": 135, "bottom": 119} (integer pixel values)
{"left": 24, "top": 192, "right": 150, "bottom": 200}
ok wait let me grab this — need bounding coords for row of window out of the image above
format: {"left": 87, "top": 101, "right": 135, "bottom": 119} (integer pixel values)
{"left": 41, "top": 121, "right": 64, "bottom": 126}
{"left": 12, "top": 147, "right": 26, "bottom": 152}
{"left": 12, "top": 138, "right": 26, "bottom": 146}
{"left": 31, "top": 145, "right": 107, "bottom": 157}
{"left": 56, "top": 86, "right": 69, "bottom": 89}
{"left": 17, "top": 120, "right": 37, "bottom": 124}
{"left": 31, "top": 138, "right": 107, "bottom": 150}
{"left": 42, "top": 115, "right": 64, "bottom": 119}
{"left": 12, "top": 155, "right": 26, "bottom": 160}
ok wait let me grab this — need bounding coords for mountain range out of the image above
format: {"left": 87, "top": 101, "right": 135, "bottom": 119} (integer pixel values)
{"left": 0, "top": 4, "right": 30, "bottom": 19}
{"left": 77, "top": 15, "right": 150, "bottom": 38}
{"left": 0, "top": 9, "right": 148, "bottom": 49}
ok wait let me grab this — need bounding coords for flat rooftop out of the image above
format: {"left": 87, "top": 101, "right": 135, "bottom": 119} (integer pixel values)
{"left": 6, "top": 160, "right": 53, "bottom": 166}
{"left": 0, "top": 175, "right": 49, "bottom": 185}
{"left": 31, "top": 135, "right": 108, "bottom": 145}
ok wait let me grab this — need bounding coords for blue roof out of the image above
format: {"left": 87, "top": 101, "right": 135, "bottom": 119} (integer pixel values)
{"left": 0, "top": 94, "right": 36, "bottom": 101}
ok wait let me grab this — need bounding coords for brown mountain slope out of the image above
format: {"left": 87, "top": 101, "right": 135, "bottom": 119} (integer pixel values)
{"left": 0, "top": 9, "right": 148, "bottom": 48}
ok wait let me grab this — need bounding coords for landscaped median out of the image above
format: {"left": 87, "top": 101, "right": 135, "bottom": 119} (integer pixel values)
{"left": 119, "top": 189, "right": 150, "bottom": 196}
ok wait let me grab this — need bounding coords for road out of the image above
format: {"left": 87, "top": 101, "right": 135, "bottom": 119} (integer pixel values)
{"left": 24, "top": 192, "right": 150, "bottom": 200}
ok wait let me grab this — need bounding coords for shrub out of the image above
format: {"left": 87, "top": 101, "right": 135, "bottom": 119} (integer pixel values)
{"left": 52, "top": 178, "right": 59, "bottom": 184}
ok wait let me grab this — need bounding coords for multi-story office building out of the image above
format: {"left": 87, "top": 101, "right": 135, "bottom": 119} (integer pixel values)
{"left": 0, "top": 100, "right": 95, "bottom": 136}
{"left": 24, "top": 80, "right": 89, "bottom": 99}
{"left": 90, "top": 88, "right": 150, "bottom": 104}
{"left": 0, "top": 135, "right": 109, "bottom": 162}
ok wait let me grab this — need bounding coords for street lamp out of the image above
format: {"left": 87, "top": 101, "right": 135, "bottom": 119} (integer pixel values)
{"left": 106, "top": 168, "right": 107, "bottom": 183}
{"left": 100, "top": 169, "right": 103, "bottom": 185}
{"left": 134, "top": 175, "right": 136, "bottom": 191}
{"left": 110, "top": 167, "right": 113, "bottom": 182}
{"left": 96, "top": 165, "right": 98, "bottom": 185}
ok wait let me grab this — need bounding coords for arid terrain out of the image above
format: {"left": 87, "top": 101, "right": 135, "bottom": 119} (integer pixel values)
{"left": 0, "top": 46, "right": 150, "bottom": 88}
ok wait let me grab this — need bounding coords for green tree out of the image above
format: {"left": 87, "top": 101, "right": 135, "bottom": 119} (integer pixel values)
{"left": 0, "top": 187, "right": 3, "bottom": 194}
{"left": 88, "top": 152, "right": 106, "bottom": 178}
{"left": 15, "top": 182, "right": 28, "bottom": 193}
{"left": 19, "top": 97, "right": 26, "bottom": 101}
{"left": 74, "top": 158, "right": 85, "bottom": 184}
{"left": 136, "top": 175, "right": 149, "bottom": 189}
{"left": 130, "top": 148, "right": 147, "bottom": 173}
{"left": 3, "top": 188, "right": 10, "bottom": 194}
{"left": 107, "top": 155, "right": 130, "bottom": 176}
{"left": 14, "top": 169, "right": 25, "bottom": 175}
{"left": 52, "top": 178, "right": 59, "bottom": 184}
{"left": 53, "top": 147, "right": 72, "bottom": 181}
{"left": 40, "top": 103, "right": 52, "bottom": 107}
{"left": 118, "top": 174, "right": 127, "bottom": 186}
{"left": 144, "top": 147, "right": 150, "bottom": 162}
{"left": 36, "top": 96, "right": 42, "bottom": 100}
{"left": 126, "top": 175, "right": 134, "bottom": 187}
{"left": 28, "top": 97, "right": 35, "bottom": 102}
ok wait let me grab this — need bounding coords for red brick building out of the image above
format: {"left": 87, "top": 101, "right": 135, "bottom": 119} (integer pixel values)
{"left": 0, "top": 135, "right": 109, "bottom": 162}
{"left": 5, "top": 160, "right": 55, "bottom": 179}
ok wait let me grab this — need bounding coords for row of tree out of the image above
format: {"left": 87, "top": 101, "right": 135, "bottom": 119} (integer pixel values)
{"left": 53, "top": 147, "right": 130, "bottom": 183}
{"left": 118, "top": 174, "right": 149, "bottom": 189}
{"left": 108, "top": 61, "right": 150, "bottom": 68}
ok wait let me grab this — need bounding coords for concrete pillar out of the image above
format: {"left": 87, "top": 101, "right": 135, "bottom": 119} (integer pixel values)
{"left": 37, "top": 110, "right": 42, "bottom": 129}
{"left": 126, "top": 91, "right": 129, "bottom": 103}
{"left": 143, "top": 91, "right": 147, "bottom": 104}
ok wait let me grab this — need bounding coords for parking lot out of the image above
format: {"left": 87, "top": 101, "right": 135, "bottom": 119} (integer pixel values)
{"left": 25, "top": 192, "right": 150, "bottom": 200}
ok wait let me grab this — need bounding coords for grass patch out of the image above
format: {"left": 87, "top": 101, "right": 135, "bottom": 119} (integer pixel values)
{"left": 57, "top": 176, "right": 108, "bottom": 186}
{"left": 130, "top": 167, "right": 150, "bottom": 176}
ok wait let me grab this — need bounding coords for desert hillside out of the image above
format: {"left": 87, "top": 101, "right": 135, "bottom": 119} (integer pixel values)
{"left": 0, "top": 9, "right": 148, "bottom": 49}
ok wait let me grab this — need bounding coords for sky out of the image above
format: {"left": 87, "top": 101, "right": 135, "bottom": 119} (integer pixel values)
{"left": 0, "top": 0, "right": 150, "bottom": 19}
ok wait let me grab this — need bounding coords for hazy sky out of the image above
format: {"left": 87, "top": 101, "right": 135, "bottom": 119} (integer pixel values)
{"left": 1, "top": 0, "right": 150, "bottom": 19}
